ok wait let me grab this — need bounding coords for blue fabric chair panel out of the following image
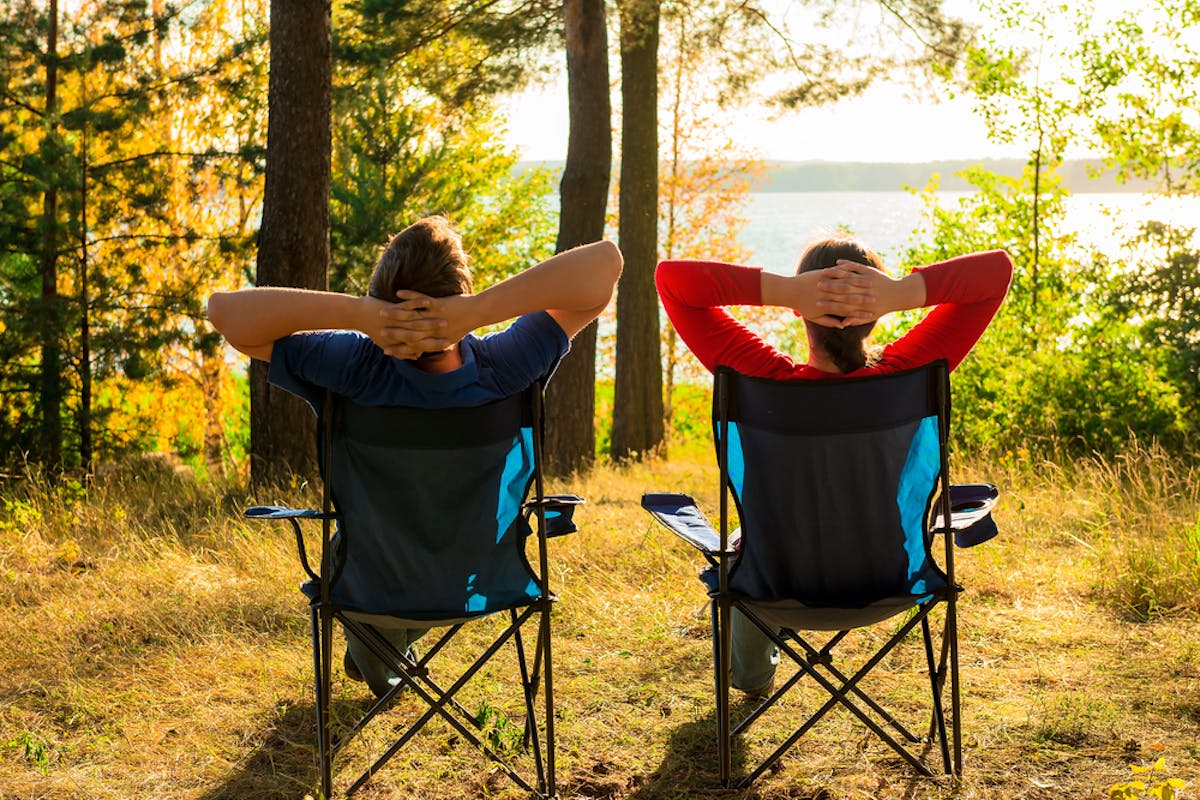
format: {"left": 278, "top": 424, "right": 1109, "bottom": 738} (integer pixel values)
{"left": 716, "top": 368, "right": 948, "bottom": 608}
{"left": 325, "top": 394, "right": 541, "bottom": 620}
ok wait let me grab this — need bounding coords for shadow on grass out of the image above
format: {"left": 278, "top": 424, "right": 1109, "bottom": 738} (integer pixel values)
{"left": 588, "top": 704, "right": 757, "bottom": 800}
{"left": 613, "top": 697, "right": 946, "bottom": 800}
{"left": 632, "top": 718, "right": 740, "bottom": 799}
{"left": 196, "top": 696, "right": 374, "bottom": 800}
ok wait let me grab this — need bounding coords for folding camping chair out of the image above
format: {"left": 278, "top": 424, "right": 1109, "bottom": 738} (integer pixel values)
{"left": 245, "top": 383, "right": 581, "bottom": 799}
{"left": 642, "top": 362, "right": 998, "bottom": 787}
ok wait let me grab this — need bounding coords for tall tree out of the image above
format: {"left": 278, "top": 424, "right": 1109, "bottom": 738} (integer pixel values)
{"left": 611, "top": 0, "right": 663, "bottom": 461}
{"left": 38, "top": 0, "right": 64, "bottom": 472}
{"left": 658, "top": 1, "right": 763, "bottom": 455}
{"left": 329, "top": 0, "right": 559, "bottom": 297}
{"left": 250, "top": 0, "right": 332, "bottom": 483}
{"left": 544, "top": 0, "right": 612, "bottom": 473}
{"left": 1, "top": 0, "right": 259, "bottom": 474}
{"left": 955, "top": 1, "right": 1076, "bottom": 334}
{"left": 1074, "top": 0, "right": 1200, "bottom": 197}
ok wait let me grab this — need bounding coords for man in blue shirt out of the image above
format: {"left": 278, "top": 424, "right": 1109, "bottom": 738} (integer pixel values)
{"left": 207, "top": 216, "right": 622, "bottom": 696}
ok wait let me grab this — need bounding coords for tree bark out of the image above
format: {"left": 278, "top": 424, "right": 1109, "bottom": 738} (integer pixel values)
{"left": 250, "top": 0, "right": 332, "bottom": 484}
{"left": 544, "top": 0, "right": 613, "bottom": 475}
{"left": 38, "top": 0, "right": 63, "bottom": 472}
{"left": 611, "top": 0, "right": 663, "bottom": 461}
{"left": 78, "top": 117, "right": 91, "bottom": 474}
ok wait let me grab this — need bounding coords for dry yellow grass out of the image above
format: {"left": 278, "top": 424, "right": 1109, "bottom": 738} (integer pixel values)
{"left": 1, "top": 449, "right": 1198, "bottom": 799}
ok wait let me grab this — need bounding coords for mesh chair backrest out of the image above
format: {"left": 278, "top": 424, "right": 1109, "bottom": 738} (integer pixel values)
{"left": 323, "top": 389, "right": 542, "bottom": 620}
{"left": 714, "top": 364, "right": 949, "bottom": 606}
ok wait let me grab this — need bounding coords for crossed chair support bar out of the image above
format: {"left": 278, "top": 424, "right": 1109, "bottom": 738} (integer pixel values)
{"left": 723, "top": 595, "right": 956, "bottom": 788}
{"left": 323, "top": 605, "right": 551, "bottom": 795}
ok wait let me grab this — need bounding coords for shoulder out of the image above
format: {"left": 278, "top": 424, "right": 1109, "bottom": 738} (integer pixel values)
{"left": 268, "top": 330, "right": 382, "bottom": 408}
{"left": 471, "top": 312, "right": 570, "bottom": 393}
{"left": 478, "top": 311, "right": 569, "bottom": 355}
{"left": 271, "top": 330, "right": 378, "bottom": 370}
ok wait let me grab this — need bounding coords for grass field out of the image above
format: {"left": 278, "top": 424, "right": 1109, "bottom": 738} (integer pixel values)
{"left": 1, "top": 446, "right": 1198, "bottom": 799}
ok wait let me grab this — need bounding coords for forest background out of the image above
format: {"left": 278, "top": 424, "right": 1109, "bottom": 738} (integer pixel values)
{"left": 1, "top": 0, "right": 1199, "bottom": 480}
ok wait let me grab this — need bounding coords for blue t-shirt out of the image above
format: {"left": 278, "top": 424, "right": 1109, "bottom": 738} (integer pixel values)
{"left": 268, "top": 310, "right": 570, "bottom": 411}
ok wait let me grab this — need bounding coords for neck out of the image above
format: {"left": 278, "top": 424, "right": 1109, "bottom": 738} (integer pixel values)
{"left": 804, "top": 343, "right": 842, "bottom": 374}
{"left": 416, "top": 344, "right": 463, "bottom": 374}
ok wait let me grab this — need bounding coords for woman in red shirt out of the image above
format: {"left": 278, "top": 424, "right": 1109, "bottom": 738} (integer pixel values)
{"left": 655, "top": 236, "right": 1013, "bottom": 696}
{"left": 656, "top": 238, "right": 1013, "bottom": 381}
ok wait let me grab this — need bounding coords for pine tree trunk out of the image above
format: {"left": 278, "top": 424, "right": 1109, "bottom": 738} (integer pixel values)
{"left": 201, "top": 352, "right": 226, "bottom": 479}
{"left": 611, "top": 0, "right": 663, "bottom": 461}
{"left": 544, "top": 0, "right": 612, "bottom": 475}
{"left": 250, "top": 0, "right": 332, "bottom": 484}
{"left": 78, "top": 121, "right": 92, "bottom": 474}
{"left": 38, "top": 0, "right": 63, "bottom": 472}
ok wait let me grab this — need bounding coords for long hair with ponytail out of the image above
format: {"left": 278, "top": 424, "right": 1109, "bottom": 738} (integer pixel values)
{"left": 796, "top": 236, "right": 883, "bottom": 373}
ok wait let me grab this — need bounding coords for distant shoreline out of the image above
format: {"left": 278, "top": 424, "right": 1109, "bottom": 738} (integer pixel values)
{"left": 516, "top": 158, "right": 1157, "bottom": 194}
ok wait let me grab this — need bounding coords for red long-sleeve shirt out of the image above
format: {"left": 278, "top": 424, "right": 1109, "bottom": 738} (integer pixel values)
{"left": 655, "top": 250, "right": 1013, "bottom": 379}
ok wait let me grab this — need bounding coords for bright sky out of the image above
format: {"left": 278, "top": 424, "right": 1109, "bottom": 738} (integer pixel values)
{"left": 499, "top": 0, "right": 1145, "bottom": 164}
{"left": 501, "top": 81, "right": 1018, "bottom": 163}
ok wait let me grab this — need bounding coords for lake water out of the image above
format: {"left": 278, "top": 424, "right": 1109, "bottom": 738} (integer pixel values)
{"left": 738, "top": 191, "right": 1200, "bottom": 271}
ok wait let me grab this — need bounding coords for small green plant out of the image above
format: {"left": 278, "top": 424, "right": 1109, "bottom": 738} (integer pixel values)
{"left": 0, "top": 497, "right": 42, "bottom": 538}
{"left": 1184, "top": 513, "right": 1200, "bottom": 569}
{"left": 1109, "top": 758, "right": 1187, "bottom": 800}
{"left": 6, "top": 732, "right": 51, "bottom": 775}
{"left": 474, "top": 701, "right": 524, "bottom": 758}
{"left": 1033, "top": 694, "right": 1117, "bottom": 746}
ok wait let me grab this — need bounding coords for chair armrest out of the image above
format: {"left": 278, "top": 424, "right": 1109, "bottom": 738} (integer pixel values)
{"left": 244, "top": 505, "right": 334, "bottom": 521}
{"left": 641, "top": 492, "right": 737, "bottom": 555}
{"left": 932, "top": 484, "right": 999, "bottom": 547}
{"left": 524, "top": 494, "right": 585, "bottom": 538}
{"left": 243, "top": 505, "right": 336, "bottom": 583}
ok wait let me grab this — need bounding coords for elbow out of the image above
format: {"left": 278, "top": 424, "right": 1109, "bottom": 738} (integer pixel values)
{"left": 207, "top": 291, "right": 251, "bottom": 349}
{"left": 654, "top": 259, "right": 679, "bottom": 299}
{"left": 205, "top": 290, "right": 271, "bottom": 361}
{"left": 601, "top": 239, "right": 623, "bottom": 284}
{"left": 594, "top": 240, "right": 622, "bottom": 305}
{"left": 206, "top": 292, "right": 231, "bottom": 335}
{"left": 994, "top": 249, "right": 1015, "bottom": 291}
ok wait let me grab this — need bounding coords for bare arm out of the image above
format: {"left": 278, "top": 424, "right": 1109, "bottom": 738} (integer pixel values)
{"left": 206, "top": 287, "right": 444, "bottom": 362}
{"left": 378, "top": 240, "right": 623, "bottom": 355}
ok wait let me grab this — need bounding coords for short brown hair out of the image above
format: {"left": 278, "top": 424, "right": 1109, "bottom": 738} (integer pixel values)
{"left": 796, "top": 236, "right": 884, "bottom": 373}
{"left": 368, "top": 215, "right": 473, "bottom": 302}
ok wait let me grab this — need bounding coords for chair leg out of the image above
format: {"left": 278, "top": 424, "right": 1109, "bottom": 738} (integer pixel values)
{"left": 347, "top": 609, "right": 540, "bottom": 796}
{"left": 541, "top": 599, "right": 557, "bottom": 799}
{"left": 948, "top": 591, "right": 962, "bottom": 774}
{"left": 512, "top": 609, "right": 547, "bottom": 794}
{"left": 714, "top": 597, "right": 733, "bottom": 787}
{"left": 327, "top": 606, "right": 556, "bottom": 797}
{"left": 732, "top": 618, "right": 919, "bottom": 745}
{"left": 521, "top": 621, "right": 546, "bottom": 750}
{"left": 738, "top": 607, "right": 938, "bottom": 786}
{"left": 921, "top": 614, "right": 952, "bottom": 773}
{"left": 312, "top": 604, "right": 334, "bottom": 800}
